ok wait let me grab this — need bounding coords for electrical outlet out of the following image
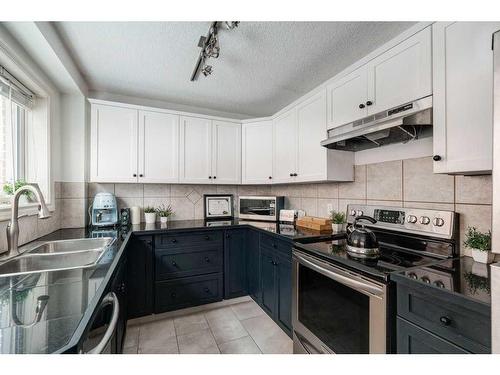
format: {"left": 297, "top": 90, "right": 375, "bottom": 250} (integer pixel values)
{"left": 327, "top": 203, "right": 333, "bottom": 213}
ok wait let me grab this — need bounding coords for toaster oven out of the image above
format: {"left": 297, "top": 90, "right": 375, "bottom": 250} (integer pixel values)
{"left": 238, "top": 196, "right": 285, "bottom": 222}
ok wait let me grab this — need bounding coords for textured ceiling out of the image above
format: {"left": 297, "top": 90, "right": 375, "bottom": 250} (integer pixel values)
{"left": 54, "top": 22, "right": 416, "bottom": 118}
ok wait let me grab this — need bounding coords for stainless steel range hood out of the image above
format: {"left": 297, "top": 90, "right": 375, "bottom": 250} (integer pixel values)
{"left": 321, "top": 96, "right": 433, "bottom": 152}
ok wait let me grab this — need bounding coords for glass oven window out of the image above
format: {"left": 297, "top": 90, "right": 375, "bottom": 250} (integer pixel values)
{"left": 298, "top": 264, "right": 369, "bottom": 353}
{"left": 239, "top": 199, "right": 274, "bottom": 216}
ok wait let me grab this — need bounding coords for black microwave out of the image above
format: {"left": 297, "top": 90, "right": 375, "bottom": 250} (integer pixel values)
{"left": 238, "top": 196, "right": 285, "bottom": 222}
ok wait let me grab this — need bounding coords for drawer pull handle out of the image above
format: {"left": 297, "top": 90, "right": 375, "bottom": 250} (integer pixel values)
{"left": 204, "top": 287, "right": 210, "bottom": 293}
{"left": 440, "top": 316, "right": 451, "bottom": 326}
{"left": 171, "top": 239, "right": 177, "bottom": 243}
{"left": 204, "top": 257, "right": 210, "bottom": 263}
{"left": 205, "top": 235, "right": 210, "bottom": 240}
{"left": 273, "top": 243, "right": 277, "bottom": 249}
{"left": 171, "top": 261, "right": 177, "bottom": 267}
{"left": 171, "top": 292, "right": 177, "bottom": 298}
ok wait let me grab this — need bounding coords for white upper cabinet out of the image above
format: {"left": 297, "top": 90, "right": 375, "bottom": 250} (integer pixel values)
{"left": 327, "top": 66, "right": 368, "bottom": 128}
{"left": 179, "top": 116, "right": 213, "bottom": 184}
{"left": 91, "top": 104, "right": 138, "bottom": 183}
{"left": 212, "top": 121, "right": 241, "bottom": 184}
{"left": 327, "top": 27, "right": 432, "bottom": 129}
{"left": 296, "top": 91, "right": 328, "bottom": 182}
{"left": 138, "top": 110, "right": 179, "bottom": 183}
{"left": 242, "top": 120, "right": 274, "bottom": 184}
{"left": 273, "top": 109, "right": 298, "bottom": 183}
{"left": 433, "top": 22, "right": 500, "bottom": 174}
{"left": 367, "top": 27, "right": 432, "bottom": 114}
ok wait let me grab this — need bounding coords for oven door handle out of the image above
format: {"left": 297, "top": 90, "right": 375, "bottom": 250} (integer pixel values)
{"left": 294, "top": 252, "right": 384, "bottom": 297}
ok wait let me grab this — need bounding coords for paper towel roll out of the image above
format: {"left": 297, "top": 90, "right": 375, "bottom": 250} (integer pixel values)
{"left": 131, "top": 206, "right": 141, "bottom": 225}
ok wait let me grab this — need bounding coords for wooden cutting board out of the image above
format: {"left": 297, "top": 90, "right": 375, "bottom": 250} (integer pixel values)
{"left": 296, "top": 216, "right": 332, "bottom": 233}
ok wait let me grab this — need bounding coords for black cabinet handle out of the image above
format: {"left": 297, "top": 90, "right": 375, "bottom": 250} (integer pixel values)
{"left": 208, "top": 176, "right": 212, "bottom": 179}
{"left": 225, "top": 234, "right": 230, "bottom": 239}
{"left": 268, "top": 176, "right": 272, "bottom": 179}
{"left": 366, "top": 100, "right": 373, "bottom": 106}
{"left": 171, "top": 239, "right": 177, "bottom": 243}
{"left": 139, "top": 174, "right": 143, "bottom": 177}
{"left": 171, "top": 292, "right": 176, "bottom": 298}
{"left": 293, "top": 173, "right": 298, "bottom": 177}
{"left": 213, "top": 176, "right": 216, "bottom": 179}
{"left": 289, "top": 173, "right": 293, "bottom": 177}
{"left": 171, "top": 261, "right": 177, "bottom": 267}
{"left": 439, "top": 316, "right": 451, "bottom": 326}
{"left": 133, "top": 174, "right": 137, "bottom": 177}
{"left": 204, "top": 287, "right": 210, "bottom": 293}
{"left": 272, "top": 243, "right": 277, "bottom": 249}
{"left": 433, "top": 155, "right": 442, "bottom": 161}
{"left": 359, "top": 103, "right": 365, "bottom": 109}
{"left": 204, "top": 256, "right": 210, "bottom": 263}
{"left": 146, "top": 240, "right": 152, "bottom": 245}
{"left": 205, "top": 235, "right": 210, "bottom": 240}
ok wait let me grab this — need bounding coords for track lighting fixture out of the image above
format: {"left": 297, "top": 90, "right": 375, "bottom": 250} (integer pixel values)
{"left": 190, "top": 21, "right": 239, "bottom": 82}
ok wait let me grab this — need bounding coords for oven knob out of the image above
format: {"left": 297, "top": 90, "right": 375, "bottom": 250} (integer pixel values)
{"left": 421, "top": 276, "right": 431, "bottom": 284}
{"left": 407, "top": 215, "right": 417, "bottom": 224}
{"left": 356, "top": 210, "right": 364, "bottom": 217}
{"left": 408, "top": 272, "right": 418, "bottom": 280}
{"left": 350, "top": 209, "right": 357, "bottom": 217}
{"left": 420, "top": 216, "right": 430, "bottom": 225}
{"left": 433, "top": 217, "right": 445, "bottom": 227}
{"left": 434, "top": 280, "right": 445, "bottom": 289}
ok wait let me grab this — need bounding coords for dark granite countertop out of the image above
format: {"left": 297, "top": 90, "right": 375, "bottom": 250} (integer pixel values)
{"left": 0, "top": 219, "right": 329, "bottom": 354}
{"left": 392, "top": 256, "right": 492, "bottom": 306}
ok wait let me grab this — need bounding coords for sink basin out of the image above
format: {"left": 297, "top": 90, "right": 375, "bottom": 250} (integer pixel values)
{"left": 27, "top": 237, "right": 115, "bottom": 254}
{"left": 0, "top": 237, "right": 115, "bottom": 278}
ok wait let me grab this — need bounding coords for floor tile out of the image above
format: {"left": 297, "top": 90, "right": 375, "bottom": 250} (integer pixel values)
{"left": 219, "top": 336, "right": 262, "bottom": 354}
{"left": 177, "top": 328, "right": 220, "bottom": 354}
{"left": 138, "top": 318, "right": 176, "bottom": 350}
{"left": 174, "top": 312, "right": 209, "bottom": 336}
{"left": 138, "top": 336, "right": 179, "bottom": 354}
{"left": 230, "top": 301, "right": 265, "bottom": 321}
{"left": 123, "top": 325, "right": 140, "bottom": 348}
{"left": 241, "top": 315, "right": 293, "bottom": 354}
{"left": 204, "top": 306, "right": 237, "bottom": 324}
{"left": 208, "top": 317, "right": 249, "bottom": 345}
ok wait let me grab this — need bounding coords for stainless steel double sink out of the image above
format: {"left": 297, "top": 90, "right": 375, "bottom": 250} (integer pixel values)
{"left": 0, "top": 237, "right": 115, "bottom": 278}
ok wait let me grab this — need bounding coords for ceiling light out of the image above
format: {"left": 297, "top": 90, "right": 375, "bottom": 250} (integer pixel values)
{"left": 201, "top": 65, "right": 213, "bottom": 77}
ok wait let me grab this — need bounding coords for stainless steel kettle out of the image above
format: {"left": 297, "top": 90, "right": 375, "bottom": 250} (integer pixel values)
{"left": 346, "top": 215, "right": 379, "bottom": 258}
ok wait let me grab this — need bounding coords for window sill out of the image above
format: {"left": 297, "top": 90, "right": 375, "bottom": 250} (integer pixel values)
{"left": 0, "top": 201, "right": 56, "bottom": 222}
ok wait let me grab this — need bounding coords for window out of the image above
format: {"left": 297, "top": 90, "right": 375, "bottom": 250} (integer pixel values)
{"left": 0, "top": 66, "right": 33, "bottom": 205}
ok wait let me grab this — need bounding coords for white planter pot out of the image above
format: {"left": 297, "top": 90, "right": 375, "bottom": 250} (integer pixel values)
{"left": 144, "top": 212, "right": 156, "bottom": 224}
{"left": 160, "top": 216, "right": 168, "bottom": 224}
{"left": 331, "top": 223, "right": 345, "bottom": 233}
{"left": 471, "top": 248, "right": 495, "bottom": 264}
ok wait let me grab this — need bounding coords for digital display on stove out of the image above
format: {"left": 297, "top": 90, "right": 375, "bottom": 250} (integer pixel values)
{"left": 373, "top": 209, "right": 405, "bottom": 224}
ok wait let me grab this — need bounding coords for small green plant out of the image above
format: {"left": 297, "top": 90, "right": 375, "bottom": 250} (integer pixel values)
{"left": 143, "top": 206, "right": 156, "bottom": 214}
{"left": 463, "top": 227, "right": 491, "bottom": 252}
{"left": 156, "top": 204, "right": 173, "bottom": 218}
{"left": 330, "top": 210, "right": 346, "bottom": 224}
{"left": 3, "top": 180, "right": 34, "bottom": 200}
{"left": 464, "top": 271, "right": 490, "bottom": 295}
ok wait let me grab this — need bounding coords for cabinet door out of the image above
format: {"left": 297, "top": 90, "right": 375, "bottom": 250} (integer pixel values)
{"left": 126, "top": 236, "right": 153, "bottom": 319}
{"left": 433, "top": 22, "right": 500, "bottom": 174}
{"left": 246, "top": 229, "right": 261, "bottom": 303}
{"left": 273, "top": 109, "right": 297, "bottom": 183}
{"left": 212, "top": 121, "right": 241, "bottom": 184}
{"left": 275, "top": 253, "right": 292, "bottom": 336}
{"left": 242, "top": 121, "right": 274, "bottom": 184}
{"left": 90, "top": 104, "right": 138, "bottom": 183}
{"left": 260, "top": 247, "right": 276, "bottom": 317}
{"left": 179, "top": 116, "right": 213, "bottom": 183}
{"left": 326, "top": 66, "right": 368, "bottom": 128}
{"left": 138, "top": 110, "right": 179, "bottom": 183}
{"left": 111, "top": 260, "right": 127, "bottom": 353}
{"left": 224, "top": 229, "right": 247, "bottom": 299}
{"left": 296, "top": 91, "right": 327, "bottom": 182}
{"left": 367, "top": 27, "right": 432, "bottom": 114}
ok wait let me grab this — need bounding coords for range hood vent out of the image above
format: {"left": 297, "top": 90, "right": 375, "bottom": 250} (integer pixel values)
{"left": 321, "top": 96, "right": 433, "bottom": 152}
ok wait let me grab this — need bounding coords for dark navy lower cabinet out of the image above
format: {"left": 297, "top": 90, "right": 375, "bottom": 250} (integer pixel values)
{"left": 260, "top": 246, "right": 277, "bottom": 316}
{"left": 126, "top": 235, "right": 154, "bottom": 319}
{"left": 276, "top": 252, "right": 292, "bottom": 334}
{"left": 224, "top": 229, "right": 248, "bottom": 299}
{"left": 246, "top": 229, "right": 261, "bottom": 303}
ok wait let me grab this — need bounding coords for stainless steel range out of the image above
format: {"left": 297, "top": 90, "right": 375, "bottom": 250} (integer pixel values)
{"left": 292, "top": 204, "right": 458, "bottom": 354}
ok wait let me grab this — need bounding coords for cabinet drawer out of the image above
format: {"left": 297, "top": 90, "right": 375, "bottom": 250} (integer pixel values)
{"left": 155, "top": 247, "right": 222, "bottom": 280}
{"left": 156, "top": 231, "right": 223, "bottom": 249}
{"left": 397, "top": 317, "right": 470, "bottom": 354}
{"left": 397, "top": 282, "right": 490, "bottom": 353}
{"left": 154, "top": 273, "right": 223, "bottom": 313}
{"left": 259, "top": 233, "right": 291, "bottom": 257}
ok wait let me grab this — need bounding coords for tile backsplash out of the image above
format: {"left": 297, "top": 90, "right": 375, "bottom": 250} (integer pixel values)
{"left": 81, "top": 156, "right": 491, "bottom": 256}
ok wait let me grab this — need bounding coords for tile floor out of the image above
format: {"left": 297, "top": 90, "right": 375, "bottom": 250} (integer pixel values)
{"left": 123, "top": 299, "right": 293, "bottom": 354}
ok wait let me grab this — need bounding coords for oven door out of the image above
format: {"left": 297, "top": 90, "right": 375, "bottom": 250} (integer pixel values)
{"left": 292, "top": 249, "right": 387, "bottom": 354}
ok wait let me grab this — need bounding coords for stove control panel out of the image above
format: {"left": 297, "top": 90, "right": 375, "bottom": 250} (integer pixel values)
{"left": 347, "top": 204, "right": 456, "bottom": 240}
{"left": 404, "top": 268, "right": 453, "bottom": 291}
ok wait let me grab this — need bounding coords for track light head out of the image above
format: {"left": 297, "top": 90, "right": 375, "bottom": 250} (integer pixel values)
{"left": 201, "top": 65, "right": 213, "bottom": 77}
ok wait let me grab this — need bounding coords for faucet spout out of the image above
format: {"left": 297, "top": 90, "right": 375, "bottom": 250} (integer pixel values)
{"left": 3, "top": 183, "right": 51, "bottom": 259}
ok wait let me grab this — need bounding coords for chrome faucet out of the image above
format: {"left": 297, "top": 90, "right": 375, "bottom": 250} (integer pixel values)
{"left": 4, "top": 183, "right": 51, "bottom": 259}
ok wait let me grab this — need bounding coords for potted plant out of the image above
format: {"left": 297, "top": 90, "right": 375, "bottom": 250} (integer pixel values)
{"left": 330, "top": 210, "right": 346, "bottom": 233}
{"left": 156, "top": 204, "right": 173, "bottom": 224}
{"left": 463, "top": 227, "right": 494, "bottom": 264}
{"left": 144, "top": 206, "right": 157, "bottom": 224}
